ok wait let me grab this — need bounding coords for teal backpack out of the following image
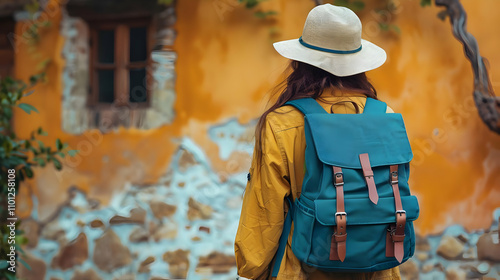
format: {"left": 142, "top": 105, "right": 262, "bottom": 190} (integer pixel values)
{"left": 271, "top": 97, "right": 419, "bottom": 275}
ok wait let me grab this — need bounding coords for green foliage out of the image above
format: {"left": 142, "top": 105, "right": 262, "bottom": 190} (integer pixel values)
{"left": 0, "top": 75, "right": 73, "bottom": 280}
{"left": 254, "top": 10, "right": 278, "bottom": 18}
{"left": 379, "top": 23, "right": 401, "bottom": 34}
{"left": 238, "top": 0, "right": 278, "bottom": 19}
{"left": 420, "top": 0, "right": 432, "bottom": 7}
{"left": 158, "top": 0, "right": 174, "bottom": 6}
{"left": 333, "top": 0, "right": 366, "bottom": 12}
{"left": 239, "top": 0, "right": 260, "bottom": 9}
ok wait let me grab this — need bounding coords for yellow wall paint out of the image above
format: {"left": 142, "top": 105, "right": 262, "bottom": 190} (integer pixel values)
{"left": 12, "top": 0, "right": 500, "bottom": 234}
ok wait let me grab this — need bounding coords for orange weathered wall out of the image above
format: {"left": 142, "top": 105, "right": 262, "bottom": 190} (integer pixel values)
{"left": 13, "top": 0, "right": 500, "bottom": 235}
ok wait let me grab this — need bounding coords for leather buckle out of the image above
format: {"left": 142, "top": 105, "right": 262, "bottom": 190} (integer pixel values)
{"left": 334, "top": 172, "right": 344, "bottom": 186}
{"left": 335, "top": 212, "right": 347, "bottom": 220}
{"left": 390, "top": 171, "right": 398, "bottom": 184}
{"left": 396, "top": 210, "right": 406, "bottom": 216}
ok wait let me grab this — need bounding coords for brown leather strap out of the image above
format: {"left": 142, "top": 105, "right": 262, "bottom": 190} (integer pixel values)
{"left": 359, "top": 153, "right": 379, "bottom": 204}
{"left": 389, "top": 165, "right": 406, "bottom": 263}
{"left": 330, "top": 166, "right": 347, "bottom": 262}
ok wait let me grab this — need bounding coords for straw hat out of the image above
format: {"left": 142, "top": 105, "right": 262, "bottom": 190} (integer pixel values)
{"left": 273, "top": 4, "right": 387, "bottom": 77}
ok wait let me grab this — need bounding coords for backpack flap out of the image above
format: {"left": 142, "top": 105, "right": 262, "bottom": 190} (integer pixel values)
{"left": 305, "top": 113, "right": 413, "bottom": 168}
{"left": 314, "top": 196, "right": 420, "bottom": 226}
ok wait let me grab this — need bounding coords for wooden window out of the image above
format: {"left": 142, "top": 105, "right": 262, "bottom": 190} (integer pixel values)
{"left": 89, "top": 19, "right": 152, "bottom": 107}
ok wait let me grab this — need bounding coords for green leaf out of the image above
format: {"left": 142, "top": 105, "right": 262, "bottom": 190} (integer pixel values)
{"left": 5, "top": 272, "right": 16, "bottom": 280}
{"left": 254, "top": 10, "right": 278, "bottom": 18}
{"left": 350, "top": 1, "right": 365, "bottom": 11}
{"left": 18, "top": 256, "right": 31, "bottom": 270}
{"left": 36, "top": 140, "right": 45, "bottom": 149}
{"left": 68, "top": 150, "right": 79, "bottom": 157}
{"left": 56, "top": 138, "right": 63, "bottom": 150}
{"left": 24, "top": 165, "right": 34, "bottom": 178}
{"left": 334, "top": 0, "right": 350, "bottom": 7}
{"left": 391, "top": 25, "right": 401, "bottom": 34}
{"left": 158, "top": 0, "right": 174, "bottom": 5}
{"left": 23, "top": 90, "right": 35, "bottom": 97}
{"left": 0, "top": 260, "right": 8, "bottom": 269}
{"left": 53, "top": 158, "right": 62, "bottom": 170}
{"left": 245, "top": 0, "right": 259, "bottom": 9}
{"left": 17, "top": 103, "right": 39, "bottom": 114}
{"left": 420, "top": 0, "right": 431, "bottom": 7}
{"left": 379, "top": 22, "right": 389, "bottom": 31}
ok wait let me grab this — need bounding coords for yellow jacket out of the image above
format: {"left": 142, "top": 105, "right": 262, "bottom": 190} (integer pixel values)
{"left": 234, "top": 89, "right": 401, "bottom": 280}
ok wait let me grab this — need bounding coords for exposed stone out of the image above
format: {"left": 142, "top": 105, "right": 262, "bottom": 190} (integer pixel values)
{"left": 398, "top": 259, "right": 419, "bottom": 280}
{"left": 17, "top": 253, "right": 46, "bottom": 280}
{"left": 178, "top": 181, "right": 185, "bottom": 187}
{"left": 192, "top": 236, "right": 201, "bottom": 241}
{"left": 415, "top": 234, "right": 431, "bottom": 251}
{"left": 422, "top": 261, "right": 434, "bottom": 273}
{"left": 435, "top": 262, "right": 446, "bottom": 271}
{"left": 437, "top": 235, "right": 465, "bottom": 260}
{"left": 109, "top": 207, "right": 146, "bottom": 225}
{"left": 93, "top": 229, "right": 132, "bottom": 272}
{"left": 138, "top": 256, "right": 155, "bottom": 273}
{"left": 149, "top": 220, "right": 159, "bottom": 235}
{"left": 51, "top": 232, "right": 88, "bottom": 270}
{"left": 462, "top": 247, "right": 477, "bottom": 260}
{"left": 90, "top": 219, "right": 104, "bottom": 228}
{"left": 471, "top": 262, "right": 491, "bottom": 275}
{"left": 71, "top": 269, "right": 102, "bottom": 280}
{"left": 41, "top": 220, "right": 65, "bottom": 241}
{"left": 178, "top": 149, "right": 198, "bottom": 172}
{"left": 76, "top": 219, "right": 86, "bottom": 227}
{"left": 187, "top": 197, "right": 213, "bottom": 220}
{"left": 477, "top": 232, "right": 500, "bottom": 262}
{"left": 416, "top": 252, "right": 429, "bottom": 262}
{"left": 445, "top": 266, "right": 467, "bottom": 280}
{"left": 20, "top": 219, "right": 39, "bottom": 248}
{"left": 457, "top": 233, "right": 469, "bottom": 243}
{"left": 50, "top": 278, "right": 63, "bottom": 280}
{"left": 112, "top": 274, "right": 134, "bottom": 280}
{"left": 163, "top": 249, "right": 190, "bottom": 279}
{"left": 196, "top": 252, "right": 236, "bottom": 274}
{"left": 149, "top": 200, "right": 177, "bottom": 219}
{"left": 199, "top": 226, "right": 210, "bottom": 234}
{"left": 129, "top": 226, "right": 149, "bottom": 243}
{"left": 153, "top": 223, "right": 178, "bottom": 241}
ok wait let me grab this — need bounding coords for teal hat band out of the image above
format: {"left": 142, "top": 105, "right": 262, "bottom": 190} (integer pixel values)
{"left": 298, "top": 36, "right": 362, "bottom": 54}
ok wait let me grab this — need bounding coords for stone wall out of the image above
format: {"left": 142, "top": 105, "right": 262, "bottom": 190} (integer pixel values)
{"left": 18, "top": 138, "right": 244, "bottom": 280}
{"left": 400, "top": 214, "right": 500, "bottom": 280}
{"left": 16, "top": 127, "right": 500, "bottom": 280}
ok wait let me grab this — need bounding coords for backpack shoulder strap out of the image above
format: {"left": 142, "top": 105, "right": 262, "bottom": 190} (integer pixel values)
{"left": 284, "top": 98, "right": 328, "bottom": 115}
{"left": 363, "top": 97, "right": 387, "bottom": 113}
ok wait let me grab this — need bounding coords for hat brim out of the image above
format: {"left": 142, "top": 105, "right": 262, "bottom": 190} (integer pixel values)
{"left": 273, "top": 38, "right": 387, "bottom": 77}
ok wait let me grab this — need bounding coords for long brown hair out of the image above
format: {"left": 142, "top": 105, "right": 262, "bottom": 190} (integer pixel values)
{"left": 255, "top": 60, "right": 378, "bottom": 160}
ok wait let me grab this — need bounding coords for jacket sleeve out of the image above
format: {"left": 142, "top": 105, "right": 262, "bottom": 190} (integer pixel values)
{"left": 234, "top": 117, "right": 291, "bottom": 279}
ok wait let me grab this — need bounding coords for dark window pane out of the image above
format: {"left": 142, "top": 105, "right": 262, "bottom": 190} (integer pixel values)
{"left": 129, "top": 27, "right": 147, "bottom": 62}
{"left": 98, "top": 70, "right": 114, "bottom": 103}
{"left": 129, "top": 68, "right": 147, "bottom": 103}
{"left": 98, "top": 29, "right": 114, "bottom": 63}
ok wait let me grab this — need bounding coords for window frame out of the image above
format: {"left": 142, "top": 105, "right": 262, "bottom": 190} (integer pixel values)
{"left": 88, "top": 18, "right": 154, "bottom": 109}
